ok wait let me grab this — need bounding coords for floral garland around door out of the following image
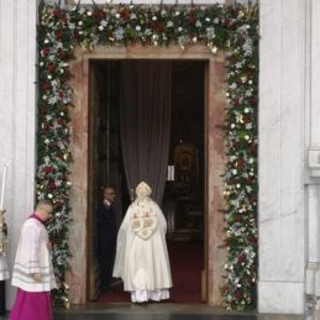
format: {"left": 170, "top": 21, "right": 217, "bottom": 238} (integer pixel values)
{"left": 37, "top": 1, "right": 258, "bottom": 310}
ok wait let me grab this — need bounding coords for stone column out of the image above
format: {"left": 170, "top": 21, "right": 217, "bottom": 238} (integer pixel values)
{"left": 0, "top": 0, "right": 37, "bottom": 308}
{"left": 258, "top": 0, "right": 306, "bottom": 314}
{"left": 305, "top": 0, "right": 320, "bottom": 318}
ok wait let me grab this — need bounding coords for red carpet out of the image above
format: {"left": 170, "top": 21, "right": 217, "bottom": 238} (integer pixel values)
{"left": 98, "top": 241, "right": 204, "bottom": 303}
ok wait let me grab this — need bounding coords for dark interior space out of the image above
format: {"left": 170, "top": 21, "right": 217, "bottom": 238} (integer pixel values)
{"left": 90, "top": 59, "right": 206, "bottom": 303}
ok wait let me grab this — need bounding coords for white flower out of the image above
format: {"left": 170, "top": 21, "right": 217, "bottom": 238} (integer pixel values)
{"left": 178, "top": 27, "right": 183, "bottom": 32}
{"left": 206, "top": 27, "right": 215, "bottom": 39}
{"left": 115, "top": 13, "right": 120, "bottom": 19}
{"left": 152, "top": 16, "right": 157, "bottom": 21}
{"left": 246, "top": 122, "right": 253, "bottom": 130}
{"left": 244, "top": 135, "right": 250, "bottom": 141}
{"left": 87, "top": 11, "right": 92, "bottom": 16}
{"left": 232, "top": 169, "right": 238, "bottom": 175}
{"left": 213, "top": 18, "right": 219, "bottom": 24}
{"left": 98, "top": 25, "right": 104, "bottom": 31}
{"left": 195, "top": 21, "right": 202, "bottom": 28}
{"left": 100, "top": 20, "right": 108, "bottom": 27}
{"left": 44, "top": 39, "right": 49, "bottom": 44}
{"left": 167, "top": 21, "right": 174, "bottom": 28}
{"left": 243, "top": 38, "right": 253, "bottom": 56}
{"left": 245, "top": 89, "right": 253, "bottom": 97}
{"left": 211, "top": 46, "right": 218, "bottom": 54}
{"left": 136, "top": 25, "right": 141, "bottom": 32}
{"left": 48, "top": 193, "right": 53, "bottom": 199}
{"left": 205, "top": 17, "right": 211, "bottom": 22}
{"left": 192, "top": 36, "right": 197, "bottom": 43}
{"left": 241, "top": 76, "right": 247, "bottom": 83}
{"left": 231, "top": 123, "right": 235, "bottom": 129}
{"left": 229, "top": 83, "right": 237, "bottom": 90}
{"left": 114, "top": 28, "right": 124, "bottom": 40}
{"left": 244, "top": 108, "right": 250, "bottom": 113}
{"left": 78, "top": 21, "right": 83, "bottom": 26}
{"left": 48, "top": 96, "right": 57, "bottom": 104}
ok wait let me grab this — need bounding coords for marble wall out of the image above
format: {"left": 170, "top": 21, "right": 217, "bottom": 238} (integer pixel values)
{"left": 258, "top": 0, "right": 307, "bottom": 315}
{"left": 305, "top": 0, "right": 320, "bottom": 319}
{"left": 0, "top": 0, "right": 38, "bottom": 308}
{"left": 0, "top": 0, "right": 317, "bottom": 315}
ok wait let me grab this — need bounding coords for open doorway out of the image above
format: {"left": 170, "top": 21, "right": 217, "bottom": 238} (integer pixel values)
{"left": 88, "top": 59, "right": 206, "bottom": 303}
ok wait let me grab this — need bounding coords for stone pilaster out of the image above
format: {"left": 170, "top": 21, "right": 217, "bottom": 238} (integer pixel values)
{"left": 305, "top": 0, "right": 320, "bottom": 319}
{"left": 258, "top": 0, "right": 306, "bottom": 314}
{"left": 0, "top": 0, "right": 37, "bottom": 308}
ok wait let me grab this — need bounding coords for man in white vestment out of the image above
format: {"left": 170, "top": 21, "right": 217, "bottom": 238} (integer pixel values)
{"left": 0, "top": 209, "right": 9, "bottom": 316}
{"left": 113, "top": 181, "right": 172, "bottom": 304}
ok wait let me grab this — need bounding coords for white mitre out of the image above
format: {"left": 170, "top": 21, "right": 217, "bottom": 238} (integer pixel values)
{"left": 135, "top": 181, "right": 152, "bottom": 200}
{"left": 130, "top": 181, "right": 157, "bottom": 239}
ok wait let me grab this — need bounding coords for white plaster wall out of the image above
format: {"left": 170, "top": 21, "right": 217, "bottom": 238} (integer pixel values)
{"left": 258, "top": 0, "right": 306, "bottom": 314}
{"left": 0, "top": 0, "right": 37, "bottom": 309}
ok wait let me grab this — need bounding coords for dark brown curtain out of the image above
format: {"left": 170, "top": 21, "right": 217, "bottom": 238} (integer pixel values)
{"left": 120, "top": 60, "right": 172, "bottom": 203}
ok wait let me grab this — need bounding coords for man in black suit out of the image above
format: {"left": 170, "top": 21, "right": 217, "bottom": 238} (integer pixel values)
{"left": 96, "top": 186, "right": 118, "bottom": 291}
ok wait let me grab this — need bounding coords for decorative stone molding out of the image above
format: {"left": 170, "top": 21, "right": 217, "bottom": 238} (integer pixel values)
{"left": 308, "top": 146, "right": 320, "bottom": 178}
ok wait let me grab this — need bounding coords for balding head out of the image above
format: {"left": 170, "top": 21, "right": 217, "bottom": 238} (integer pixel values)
{"left": 35, "top": 200, "right": 53, "bottom": 222}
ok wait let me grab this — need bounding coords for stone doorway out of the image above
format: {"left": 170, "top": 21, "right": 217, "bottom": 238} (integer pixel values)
{"left": 67, "top": 44, "right": 226, "bottom": 306}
